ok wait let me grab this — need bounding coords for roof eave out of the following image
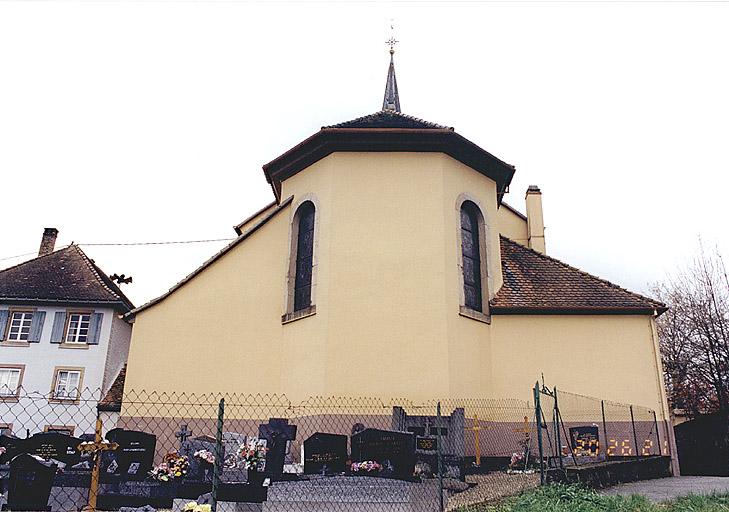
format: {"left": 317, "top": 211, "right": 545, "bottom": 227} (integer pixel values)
{"left": 490, "top": 306, "right": 666, "bottom": 316}
{"left": 263, "top": 128, "right": 515, "bottom": 205}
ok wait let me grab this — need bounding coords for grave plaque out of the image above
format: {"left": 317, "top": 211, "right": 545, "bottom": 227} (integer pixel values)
{"left": 26, "top": 432, "right": 83, "bottom": 466}
{"left": 259, "top": 419, "right": 297, "bottom": 481}
{"left": 6, "top": 454, "right": 57, "bottom": 511}
{"left": 350, "top": 428, "right": 416, "bottom": 479}
{"left": 101, "top": 428, "right": 156, "bottom": 481}
{"left": 569, "top": 426, "right": 600, "bottom": 457}
{"left": 415, "top": 436, "right": 437, "bottom": 452}
{"left": 303, "top": 433, "right": 348, "bottom": 475}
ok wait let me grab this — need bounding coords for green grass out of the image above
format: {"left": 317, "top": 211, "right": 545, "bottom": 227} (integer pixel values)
{"left": 457, "top": 484, "right": 729, "bottom": 512}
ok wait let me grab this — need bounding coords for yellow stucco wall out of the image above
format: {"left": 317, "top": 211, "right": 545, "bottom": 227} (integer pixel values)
{"left": 497, "top": 204, "right": 529, "bottom": 246}
{"left": 123, "top": 150, "right": 668, "bottom": 429}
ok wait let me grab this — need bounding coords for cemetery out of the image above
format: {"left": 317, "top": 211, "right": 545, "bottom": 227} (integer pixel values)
{"left": 0, "top": 388, "right": 671, "bottom": 512}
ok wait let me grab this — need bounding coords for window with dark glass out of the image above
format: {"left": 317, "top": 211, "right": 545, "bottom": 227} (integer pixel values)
{"left": 461, "top": 202, "right": 483, "bottom": 312}
{"left": 294, "top": 202, "right": 315, "bottom": 311}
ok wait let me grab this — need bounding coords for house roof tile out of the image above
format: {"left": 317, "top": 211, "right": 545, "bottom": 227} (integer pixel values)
{"left": 492, "top": 236, "right": 665, "bottom": 315}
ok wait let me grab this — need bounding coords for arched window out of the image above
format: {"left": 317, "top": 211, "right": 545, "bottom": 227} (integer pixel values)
{"left": 293, "top": 201, "right": 315, "bottom": 311}
{"left": 460, "top": 201, "right": 483, "bottom": 313}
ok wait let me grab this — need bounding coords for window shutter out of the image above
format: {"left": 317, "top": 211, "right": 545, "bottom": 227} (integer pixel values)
{"left": 50, "top": 312, "right": 66, "bottom": 343}
{"left": 28, "top": 311, "right": 46, "bottom": 343}
{"left": 0, "top": 310, "right": 8, "bottom": 341}
{"left": 87, "top": 312, "right": 103, "bottom": 345}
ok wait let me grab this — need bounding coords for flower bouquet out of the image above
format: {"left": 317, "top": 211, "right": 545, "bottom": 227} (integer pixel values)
{"left": 194, "top": 449, "right": 215, "bottom": 465}
{"left": 149, "top": 452, "right": 189, "bottom": 482}
{"left": 350, "top": 461, "right": 382, "bottom": 474}
{"left": 183, "top": 502, "right": 211, "bottom": 512}
{"left": 234, "top": 437, "right": 268, "bottom": 471}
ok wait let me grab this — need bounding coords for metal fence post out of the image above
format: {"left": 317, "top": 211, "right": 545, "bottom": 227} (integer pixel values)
{"left": 534, "top": 382, "right": 545, "bottom": 485}
{"left": 601, "top": 400, "right": 608, "bottom": 459}
{"left": 212, "top": 397, "right": 225, "bottom": 512}
{"left": 437, "top": 401, "right": 444, "bottom": 512}
{"left": 630, "top": 405, "right": 640, "bottom": 461}
{"left": 653, "top": 410, "right": 661, "bottom": 456}
{"left": 554, "top": 387, "right": 563, "bottom": 469}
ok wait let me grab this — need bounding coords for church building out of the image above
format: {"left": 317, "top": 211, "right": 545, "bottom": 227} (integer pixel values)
{"left": 122, "top": 50, "right": 669, "bottom": 434}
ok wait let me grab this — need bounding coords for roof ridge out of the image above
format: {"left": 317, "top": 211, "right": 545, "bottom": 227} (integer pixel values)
{"left": 0, "top": 244, "right": 71, "bottom": 275}
{"left": 498, "top": 235, "right": 665, "bottom": 309}
{"left": 324, "top": 110, "right": 452, "bottom": 130}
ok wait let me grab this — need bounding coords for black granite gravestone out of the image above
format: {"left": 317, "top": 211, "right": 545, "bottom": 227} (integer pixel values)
{"left": 258, "top": 419, "right": 296, "bottom": 481}
{"left": 26, "top": 432, "right": 83, "bottom": 466}
{"left": 350, "top": 428, "right": 416, "bottom": 480}
{"left": 6, "top": 454, "right": 56, "bottom": 511}
{"left": 101, "top": 429, "right": 156, "bottom": 481}
{"left": 303, "top": 433, "right": 348, "bottom": 475}
{"left": 569, "top": 426, "right": 600, "bottom": 457}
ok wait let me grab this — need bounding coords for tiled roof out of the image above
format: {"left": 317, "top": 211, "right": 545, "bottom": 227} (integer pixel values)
{"left": 492, "top": 236, "right": 665, "bottom": 314}
{"left": 98, "top": 365, "right": 126, "bottom": 412}
{"left": 324, "top": 110, "right": 451, "bottom": 130}
{"left": 0, "top": 245, "right": 134, "bottom": 312}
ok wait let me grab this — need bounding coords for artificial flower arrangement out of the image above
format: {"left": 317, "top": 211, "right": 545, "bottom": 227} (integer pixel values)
{"left": 231, "top": 437, "right": 267, "bottom": 470}
{"left": 183, "top": 502, "right": 211, "bottom": 512}
{"left": 193, "top": 449, "right": 215, "bottom": 465}
{"left": 350, "top": 461, "right": 382, "bottom": 473}
{"left": 149, "top": 452, "right": 189, "bottom": 482}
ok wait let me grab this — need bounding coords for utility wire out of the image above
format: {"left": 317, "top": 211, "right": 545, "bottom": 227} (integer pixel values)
{"left": 0, "top": 238, "right": 235, "bottom": 262}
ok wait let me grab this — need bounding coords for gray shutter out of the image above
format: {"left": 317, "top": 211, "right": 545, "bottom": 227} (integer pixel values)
{"left": 28, "top": 311, "right": 46, "bottom": 343}
{"left": 87, "top": 312, "right": 103, "bottom": 345}
{"left": 50, "top": 312, "right": 66, "bottom": 343}
{"left": 0, "top": 310, "right": 8, "bottom": 341}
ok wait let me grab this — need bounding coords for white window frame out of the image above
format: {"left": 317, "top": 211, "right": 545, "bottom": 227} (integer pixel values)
{"left": 0, "top": 366, "right": 24, "bottom": 399}
{"left": 6, "top": 311, "right": 33, "bottom": 342}
{"left": 65, "top": 313, "right": 91, "bottom": 344}
{"left": 52, "top": 368, "right": 83, "bottom": 401}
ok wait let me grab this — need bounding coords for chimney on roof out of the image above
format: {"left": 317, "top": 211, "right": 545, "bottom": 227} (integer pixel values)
{"left": 525, "top": 186, "right": 546, "bottom": 254}
{"left": 38, "top": 228, "right": 58, "bottom": 257}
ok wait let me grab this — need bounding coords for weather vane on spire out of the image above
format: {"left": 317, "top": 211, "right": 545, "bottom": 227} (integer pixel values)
{"left": 386, "top": 20, "right": 398, "bottom": 55}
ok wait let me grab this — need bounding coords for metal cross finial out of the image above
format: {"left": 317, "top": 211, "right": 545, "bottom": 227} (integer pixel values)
{"left": 386, "top": 21, "right": 398, "bottom": 55}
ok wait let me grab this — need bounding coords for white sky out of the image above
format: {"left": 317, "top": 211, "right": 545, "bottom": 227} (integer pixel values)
{"left": 1, "top": 0, "right": 727, "bottom": 307}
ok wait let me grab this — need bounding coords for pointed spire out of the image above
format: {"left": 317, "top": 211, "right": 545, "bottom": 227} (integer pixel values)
{"left": 383, "top": 37, "right": 401, "bottom": 112}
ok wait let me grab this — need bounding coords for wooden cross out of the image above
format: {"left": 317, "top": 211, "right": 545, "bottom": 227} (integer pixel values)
{"left": 467, "top": 414, "right": 485, "bottom": 466}
{"left": 513, "top": 416, "right": 531, "bottom": 437}
{"left": 175, "top": 424, "right": 193, "bottom": 445}
{"left": 77, "top": 417, "right": 118, "bottom": 512}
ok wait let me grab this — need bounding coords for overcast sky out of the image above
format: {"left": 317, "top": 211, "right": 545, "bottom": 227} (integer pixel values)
{"left": 1, "top": 0, "right": 727, "bottom": 307}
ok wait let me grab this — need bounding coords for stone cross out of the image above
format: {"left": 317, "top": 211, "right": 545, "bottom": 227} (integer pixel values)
{"left": 77, "top": 417, "right": 118, "bottom": 512}
{"left": 175, "top": 424, "right": 193, "bottom": 445}
{"left": 258, "top": 418, "right": 297, "bottom": 480}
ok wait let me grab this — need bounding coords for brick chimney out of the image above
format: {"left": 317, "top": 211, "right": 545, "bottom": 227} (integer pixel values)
{"left": 38, "top": 228, "right": 58, "bottom": 257}
{"left": 525, "top": 186, "right": 546, "bottom": 254}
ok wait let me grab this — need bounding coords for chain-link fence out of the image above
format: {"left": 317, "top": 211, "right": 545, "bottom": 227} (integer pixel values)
{"left": 0, "top": 387, "right": 668, "bottom": 511}
{"left": 536, "top": 386, "right": 667, "bottom": 474}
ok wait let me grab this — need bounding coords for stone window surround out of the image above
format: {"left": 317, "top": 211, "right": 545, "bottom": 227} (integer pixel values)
{"left": 44, "top": 425, "right": 75, "bottom": 436}
{"left": 0, "top": 364, "right": 25, "bottom": 402}
{"left": 49, "top": 366, "right": 85, "bottom": 403}
{"left": 282, "top": 195, "right": 320, "bottom": 324}
{"left": 63, "top": 310, "right": 92, "bottom": 345}
{"left": 0, "top": 423, "right": 12, "bottom": 435}
{"left": 455, "top": 194, "right": 492, "bottom": 324}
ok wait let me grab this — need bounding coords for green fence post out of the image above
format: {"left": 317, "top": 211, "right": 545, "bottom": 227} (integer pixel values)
{"left": 437, "top": 401, "right": 444, "bottom": 512}
{"left": 554, "top": 387, "right": 563, "bottom": 469}
{"left": 534, "top": 382, "right": 545, "bottom": 485}
{"left": 630, "top": 405, "right": 640, "bottom": 461}
{"left": 653, "top": 410, "right": 662, "bottom": 456}
{"left": 601, "top": 400, "right": 609, "bottom": 460}
{"left": 212, "top": 397, "right": 225, "bottom": 512}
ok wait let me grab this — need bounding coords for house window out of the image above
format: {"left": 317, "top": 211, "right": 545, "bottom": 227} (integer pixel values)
{"left": 460, "top": 201, "right": 484, "bottom": 312}
{"left": 52, "top": 368, "right": 83, "bottom": 400}
{"left": 6, "top": 311, "right": 33, "bottom": 342}
{"left": 65, "top": 313, "right": 91, "bottom": 343}
{"left": 0, "top": 423, "right": 11, "bottom": 435}
{"left": 0, "top": 366, "right": 23, "bottom": 398}
{"left": 44, "top": 425, "right": 75, "bottom": 436}
{"left": 293, "top": 201, "right": 315, "bottom": 312}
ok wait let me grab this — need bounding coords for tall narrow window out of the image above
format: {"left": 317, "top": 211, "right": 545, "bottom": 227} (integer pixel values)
{"left": 461, "top": 201, "right": 483, "bottom": 312}
{"left": 294, "top": 202, "right": 315, "bottom": 311}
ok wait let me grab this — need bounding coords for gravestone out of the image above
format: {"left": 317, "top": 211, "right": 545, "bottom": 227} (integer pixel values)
{"left": 350, "top": 428, "right": 416, "bottom": 480}
{"left": 303, "top": 433, "right": 348, "bottom": 475}
{"left": 258, "top": 419, "right": 296, "bottom": 481}
{"left": 6, "top": 454, "right": 56, "bottom": 511}
{"left": 222, "top": 432, "right": 247, "bottom": 464}
{"left": 392, "top": 406, "right": 465, "bottom": 478}
{"left": 0, "top": 435, "right": 26, "bottom": 465}
{"left": 101, "top": 428, "right": 156, "bottom": 481}
{"left": 569, "top": 426, "right": 601, "bottom": 457}
{"left": 26, "top": 432, "right": 84, "bottom": 466}
{"left": 180, "top": 437, "right": 217, "bottom": 481}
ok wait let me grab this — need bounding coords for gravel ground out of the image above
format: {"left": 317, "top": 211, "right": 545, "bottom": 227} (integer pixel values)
{"left": 446, "top": 472, "right": 540, "bottom": 511}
